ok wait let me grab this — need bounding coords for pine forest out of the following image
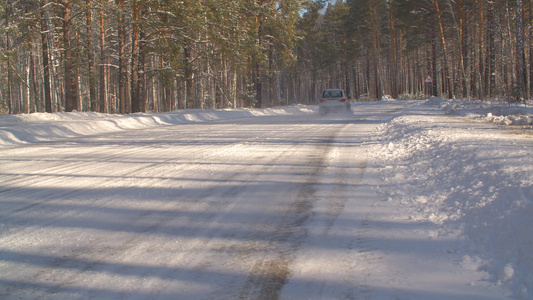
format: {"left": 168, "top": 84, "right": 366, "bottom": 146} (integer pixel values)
{"left": 0, "top": 0, "right": 532, "bottom": 115}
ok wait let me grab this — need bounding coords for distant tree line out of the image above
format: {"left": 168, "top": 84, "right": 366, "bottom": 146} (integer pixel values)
{"left": 0, "top": 0, "right": 531, "bottom": 115}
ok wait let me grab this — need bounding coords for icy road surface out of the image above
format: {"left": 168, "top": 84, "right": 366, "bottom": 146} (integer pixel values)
{"left": 1, "top": 102, "right": 528, "bottom": 299}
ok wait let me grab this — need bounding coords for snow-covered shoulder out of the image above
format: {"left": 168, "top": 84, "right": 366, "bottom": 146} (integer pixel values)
{"left": 368, "top": 101, "right": 533, "bottom": 299}
{"left": 427, "top": 96, "right": 533, "bottom": 127}
{"left": 0, "top": 105, "right": 316, "bottom": 148}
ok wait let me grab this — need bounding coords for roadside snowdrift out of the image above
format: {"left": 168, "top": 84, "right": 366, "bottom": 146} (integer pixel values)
{"left": 427, "top": 96, "right": 533, "bottom": 127}
{"left": 370, "top": 100, "right": 533, "bottom": 299}
{"left": 0, "top": 106, "right": 315, "bottom": 148}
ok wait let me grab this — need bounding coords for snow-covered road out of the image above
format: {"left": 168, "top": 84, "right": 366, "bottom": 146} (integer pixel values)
{"left": 0, "top": 101, "right": 531, "bottom": 299}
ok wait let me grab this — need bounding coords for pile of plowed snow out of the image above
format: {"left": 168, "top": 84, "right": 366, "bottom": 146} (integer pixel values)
{"left": 427, "top": 96, "right": 533, "bottom": 127}
{"left": 0, "top": 106, "right": 316, "bottom": 148}
{"left": 368, "top": 100, "right": 532, "bottom": 299}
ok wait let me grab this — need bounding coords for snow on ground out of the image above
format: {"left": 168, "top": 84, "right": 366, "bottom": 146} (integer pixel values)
{"left": 430, "top": 96, "right": 533, "bottom": 127}
{"left": 0, "top": 99, "right": 532, "bottom": 298}
{"left": 0, "top": 105, "right": 316, "bottom": 148}
{"left": 367, "top": 98, "right": 533, "bottom": 299}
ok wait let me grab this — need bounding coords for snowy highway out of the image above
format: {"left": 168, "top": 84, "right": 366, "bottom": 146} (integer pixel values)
{"left": 1, "top": 101, "right": 531, "bottom": 299}
{"left": 0, "top": 104, "right": 404, "bottom": 299}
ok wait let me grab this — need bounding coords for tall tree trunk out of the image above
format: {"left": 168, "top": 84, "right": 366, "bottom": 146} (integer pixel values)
{"left": 352, "top": 64, "right": 359, "bottom": 100}
{"left": 435, "top": 0, "right": 452, "bottom": 99}
{"left": 131, "top": 0, "right": 141, "bottom": 113}
{"left": 268, "top": 42, "right": 273, "bottom": 107}
{"left": 184, "top": 46, "right": 194, "bottom": 109}
{"left": 530, "top": 0, "right": 533, "bottom": 100}
{"left": 389, "top": 0, "right": 399, "bottom": 99}
{"left": 40, "top": 1, "right": 52, "bottom": 113}
{"left": 62, "top": 0, "right": 79, "bottom": 112}
{"left": 431, "top": 35, "right": 438, "bottom": 97}
{"left": 516, "top": 0, "right": 527, "bottom": 102}
{"left": 476, "top": 0, "right": 485, "bottom": 99}
{"left": 86, "top": 0, "right": 97, "bottom": 111}
{"left": 23, "top": 56, "right": 30, "bottom": 113}
{"left": 370, "top": 0, "right": 382, "bottom": 100}
{"left": 486, "top": 1, "right": 496, "bottom": 98}
{"left": 6, "top": 0, "right": 12, "bottom": 114}
{"left": 139, "top": 29, "right": 146, "bottom": 112}
{"left": 29, "top": 44, "right": 39, "bottom": 112}
{"left": 255, "top": 61, "right": 262, "bottom": 108}
{"left": 232, "top": 64, "right": 237, "bottom": 108}
{"left": 99, "top": 0, "right": 107, "bottom": 113}
{"left": 454, "top": 0, "right": 469, "bottom": 98}
{"left": 255, "top": 0, "right": 264, "bottom": 108}
{"left": 116, "top": 0, "right": 129, "bottom": 114}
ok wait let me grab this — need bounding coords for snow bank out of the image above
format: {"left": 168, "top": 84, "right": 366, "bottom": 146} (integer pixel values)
{"left": 427, "top": 96, "right": 533, "bottom": 127}
{"left": 0, "top": 105, "right": 316, "bottom": 148}
{"left": 381, "top": 95, "right": 396, "bottom": 101}
{"left": 369, "top": 102, "right": 533, "bottom": 299}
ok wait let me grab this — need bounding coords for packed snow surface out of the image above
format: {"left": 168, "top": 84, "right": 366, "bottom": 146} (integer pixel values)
{"left": 0, "top": 100, "right": 531, "bottom": 299}
{"left": 0, "top": 106, "right": 316, "bottom": 147}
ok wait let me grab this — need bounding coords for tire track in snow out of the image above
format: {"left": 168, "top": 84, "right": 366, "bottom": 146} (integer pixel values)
{"left": 322, "top": 159, "right": 367, "bottom": 236}
{"left": 238, "top": 125, "right": 346, "bottom": 300}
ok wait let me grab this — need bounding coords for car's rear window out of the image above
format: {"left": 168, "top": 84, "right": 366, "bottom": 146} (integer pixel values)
{"left": 322, "top": 90, "right": 343, "bottom": 98}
